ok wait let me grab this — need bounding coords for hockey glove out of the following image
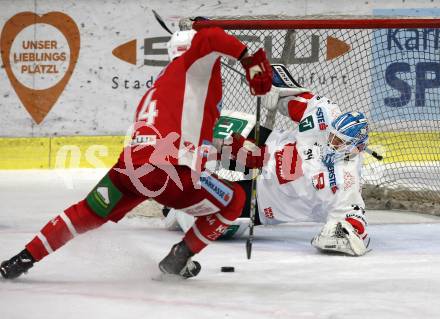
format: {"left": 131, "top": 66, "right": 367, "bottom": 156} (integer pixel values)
{"left": 311, "top": 210, "right": 370, "bottom": 256}
{"left": 262, "top": 85, "right": 311, "bottom": 111}
{"left": 240, "top": 48, "right": 272, "bottom": 96}
{"left": 215, "top": 133, "right": 267, "bottom": 169}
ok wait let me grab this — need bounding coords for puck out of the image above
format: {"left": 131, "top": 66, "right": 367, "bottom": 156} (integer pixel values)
{"left": 221, "top": 266, "right": 235, "bottom": 272}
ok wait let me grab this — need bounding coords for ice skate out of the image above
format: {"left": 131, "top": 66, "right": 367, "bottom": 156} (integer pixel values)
{"left": 0, "top": 249, "right": 35, "bottom": 280}
{"left": 159, "top": 241, "right": 201, "bottom": 279}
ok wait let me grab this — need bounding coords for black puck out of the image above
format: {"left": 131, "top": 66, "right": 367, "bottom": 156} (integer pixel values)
{"left": 221, "top": 266, "right": 235, "bottom": 272}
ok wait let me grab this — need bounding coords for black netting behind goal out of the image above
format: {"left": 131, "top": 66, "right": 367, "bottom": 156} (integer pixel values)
{"left": 181, "top": 17, "right": 440, "bottom": 212}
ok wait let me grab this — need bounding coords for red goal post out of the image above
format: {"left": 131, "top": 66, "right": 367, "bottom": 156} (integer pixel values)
{"left": 179, "top": 16, "right": 440, "bottom": 213}
{"left": 192, "top": 17, "right": 440, "bottom": 30}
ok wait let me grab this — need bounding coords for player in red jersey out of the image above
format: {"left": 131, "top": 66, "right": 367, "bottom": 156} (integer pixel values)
{"left": 0, "top": 27, "right": 272, "bottom": 280}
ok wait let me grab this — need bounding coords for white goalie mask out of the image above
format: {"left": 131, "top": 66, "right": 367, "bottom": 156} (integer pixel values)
{"left": 167, "top": 30, "right": 197, "bottom": 61}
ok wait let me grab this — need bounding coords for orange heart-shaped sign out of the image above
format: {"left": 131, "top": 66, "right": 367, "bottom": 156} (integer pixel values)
{"left": 1, "top": 11, "right": 80, "bottom": 124}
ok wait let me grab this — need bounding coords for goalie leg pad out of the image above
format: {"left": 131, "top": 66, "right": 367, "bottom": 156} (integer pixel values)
{"left": 311, "top": 220, "right": 370, "bottom": 256}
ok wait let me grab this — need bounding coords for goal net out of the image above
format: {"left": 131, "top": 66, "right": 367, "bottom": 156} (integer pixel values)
{"left": 180, "top": 16, "right": 440, "bottom": 213}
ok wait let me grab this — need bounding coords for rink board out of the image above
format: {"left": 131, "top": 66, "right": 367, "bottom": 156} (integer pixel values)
{"left": 0, "top": 132, "right": 439, "bottom": 169}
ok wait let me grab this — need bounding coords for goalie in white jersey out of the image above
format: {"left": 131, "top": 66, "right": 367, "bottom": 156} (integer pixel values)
{"left": 165, "top": 66, "right": 371, "bottom": 256}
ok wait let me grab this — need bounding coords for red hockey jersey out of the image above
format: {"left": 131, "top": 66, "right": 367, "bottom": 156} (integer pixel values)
{"left": 122, "top": 27, "right": 247, "bottom": 170}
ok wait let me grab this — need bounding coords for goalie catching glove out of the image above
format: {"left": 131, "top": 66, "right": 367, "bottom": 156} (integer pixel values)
{"left": 311, "top": 209, "right": 370, "bottom": 256}
{"left": 240, "top": 48, "right": 272, "bottom": 96}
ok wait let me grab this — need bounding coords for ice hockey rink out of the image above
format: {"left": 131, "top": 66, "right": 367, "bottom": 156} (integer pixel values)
{"left": 1, "top": 169, "right": 440, "bottom": 319}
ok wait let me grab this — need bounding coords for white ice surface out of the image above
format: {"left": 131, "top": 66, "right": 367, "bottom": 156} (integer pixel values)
{"left": 1, "top": 170, "right": 440, "bottom": 319}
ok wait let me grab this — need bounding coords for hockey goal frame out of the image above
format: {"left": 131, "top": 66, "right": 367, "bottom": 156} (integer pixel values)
{"left": 180, "top": 16, "right": 440, "bottom": 214}
{"left": 191, "top": 18, "right": 440, "bottom": 30}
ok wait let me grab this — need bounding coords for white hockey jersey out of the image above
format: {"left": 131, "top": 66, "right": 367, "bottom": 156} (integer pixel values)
{"left": 256, "top": 93, "right": 366, "bottom": 225}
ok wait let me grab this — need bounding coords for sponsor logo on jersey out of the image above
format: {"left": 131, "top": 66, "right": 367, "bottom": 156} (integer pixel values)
{"left": 299, "top": 115, "right": 315, "bottom": 132}
{"left": 264, "top": 207, "right": 274, "bottom": 219}
{"left": 312, "top": 172, "right": 325, "bottom": 190}
{"left": 205, "top": 215, "right": 216, "bottom": 226}
{"left": 131, "top": 135, "right": 156, "bottom": 146}
{"left": 316, "top": 107, "right": 327, "bottom": 130}
{"left": 199, "top": 172, "right": 233, "bottom": 206}
{"left": 86, "top": 175, "right": 122, "bottom": 218}
{"left": 181, "top": 199, "right": 220, "bottom": 216}
{"left": 274, "top": 143, "right": 301, "bottom": 185}
{"left": 207, "top": 224, "right": 229, "bottom": 240}
{"left": 214, "top": 116, "right": 248, "bottom": 139}
{"left": 327, "top": 164, "right": 338, "bottom": 194}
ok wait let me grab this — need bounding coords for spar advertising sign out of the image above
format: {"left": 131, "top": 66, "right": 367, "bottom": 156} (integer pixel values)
{"left": 371, "top": 8, "right": 440, "bottom": 121}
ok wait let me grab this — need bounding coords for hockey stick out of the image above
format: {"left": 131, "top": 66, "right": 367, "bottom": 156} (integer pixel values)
{"left": 246, "top": 64, "right": 298, "bottom": 259}
{"left": 152, "top": 10, "right": 173, "bottom": 34}
{"left": 365, "top": 148, "right": 383, "bottom": 161}
{"left": 246, "top": 96, "right": 262, "bottom": 260}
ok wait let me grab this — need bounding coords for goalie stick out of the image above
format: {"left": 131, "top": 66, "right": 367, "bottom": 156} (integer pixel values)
{"left": 246, "top": 64, "right": 299, "bottom": 259}
{"left": 246, "top": 64, "right": 301, "bottom": 259}
{"left": 271, "top": 63, "right": 303, "bottom": 88}
{"left": 264, "top": 64, "right": 304, "bottom": 129}
{"left": 365, "top": 148, "right": 383, "bottom": 161}
{"left": 246, "top": 96, "right": 261, "bottom": 260}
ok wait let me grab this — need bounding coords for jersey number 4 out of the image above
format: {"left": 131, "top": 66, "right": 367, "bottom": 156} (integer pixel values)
{"left": 137, "top": 88, "right": 158, "bottom": 125}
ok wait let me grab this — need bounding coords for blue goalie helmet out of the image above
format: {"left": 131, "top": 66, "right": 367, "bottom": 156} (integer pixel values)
{"left": 323, "top": 111, "right": 369, "bottom": 165}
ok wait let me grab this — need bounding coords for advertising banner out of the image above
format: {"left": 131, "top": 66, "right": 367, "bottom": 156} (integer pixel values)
{"left": 371, "top": 8, "right": 440, "bottom": 121}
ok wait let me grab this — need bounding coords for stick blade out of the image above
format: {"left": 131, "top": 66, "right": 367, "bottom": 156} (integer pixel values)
{"left": 152, "top": 9, "right": 173, "bottom": 35}
{"left": 246, "top": 238, "right": 252, "bottom": 259}
{"left": 271, "top": 64, "right": 303, "bottom": 88}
